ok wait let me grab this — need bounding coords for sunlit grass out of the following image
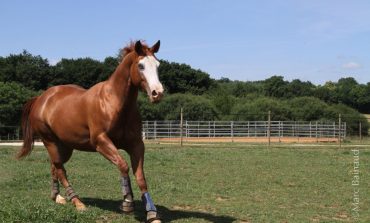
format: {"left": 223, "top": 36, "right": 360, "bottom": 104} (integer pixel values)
{"left": 0, "top": 144, "right": 369, "bottom": 222}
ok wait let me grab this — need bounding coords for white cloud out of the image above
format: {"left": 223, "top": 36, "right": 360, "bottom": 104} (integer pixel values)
{"left": 48, "top": 58, "right": 60, "bottom": 66}
{"left": 342, "top": 62, "right": 361, "bottom": 69}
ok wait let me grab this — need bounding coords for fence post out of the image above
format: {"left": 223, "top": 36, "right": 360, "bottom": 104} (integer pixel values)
{"left": 213, "top": 121, "right": 215, "bottom": 137}
{"left": 154, "top": 121, "right": 157, "bottom": 140}
{"left": 255, "top": 122, "right": 257, "bottom": 137}
{"left": 279, "top": 121, "right": 281, "bottom": 143}
{"left": 247, "top": 121, "right": 250, "bottom": 137}
{"left": 169, "top": 121, "right": 172, "bottom": 138}
{"left": 231, "top": 121, "right": 234, "bottom": 142}
{"left": 338, "top": 114, "right": 342, "bottom": 148}
{"left": 208, "top": 121, "right": 211, "bottom": 138}
{"left": 359, "top": 121, "right": 362, "bottom": 141}
{"left": 315, "top": 121, "right": 318, "bottom": 143}
{"left": 268, "top": 111, "right": 271, "bottom": 146}
{"left": 180, "top": 107, "right": 183, "bottom": 146}
{"left": 186, "top": 120, "right": 188, "bottom": 138}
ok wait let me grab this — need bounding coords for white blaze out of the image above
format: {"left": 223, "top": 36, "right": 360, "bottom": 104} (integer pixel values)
{"left": 138, "top": 56, "right": 163, "bottom": 95}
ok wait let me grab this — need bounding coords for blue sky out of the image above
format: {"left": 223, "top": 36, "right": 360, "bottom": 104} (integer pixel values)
{"left": 1, "top": 0, "right": 369, "bottom": 84}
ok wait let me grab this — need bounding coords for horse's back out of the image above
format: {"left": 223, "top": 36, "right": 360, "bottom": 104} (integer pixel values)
{"left": 34, "top": 84, "right": 87, "bottom": 120}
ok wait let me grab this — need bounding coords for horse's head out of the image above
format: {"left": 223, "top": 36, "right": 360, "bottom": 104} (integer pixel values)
{"left": 131, "top": 40, "right": 164, "bottom": 103}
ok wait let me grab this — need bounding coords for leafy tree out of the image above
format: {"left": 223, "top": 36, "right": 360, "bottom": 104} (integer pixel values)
{"left": 0, "top": 82, "right": 38, "bottom": 126}
{"left": 137, "top": 93, "right": 164, "bottom": 120}
{"left": 218, "top": 77, "right": 231, "bottom": 83}
{"left": 231, "top": 81, "right": 261, "bottom": 97}
{"left": 262, "top": 75, "right": 288, "bottom": 98}
{"left": 211, "top": 93, "right": 236, "bottom": 118}
{"left": 314, "top": 82, "right": 338, "bottom": 104}
{"left": 158, "top": 60, "right": 213, "bottom": 94}
{"left": 356, "top": 83, "right": 370, "bottom": 113}
{"left": 97, "top": 56, "right": 119, "bottom": 82}
{"left": 138, "top": 93, "right": 217, "bottom": 121}
{"left": 288, "top": 97, "right": 330, "bottom": 121}
{"left": 205, "top": 84, "right": 236, "bottom": 117}
{"left": 50, "top": 58, "right": 103, "bottom": 89}
{"left": 231, "top": 97, "right": 291, "bottom": 121}
{"left": 284, "top": 79, "right": 315, "bottom": 98}
{"left": 162, "top": 94, "right": 217, "bottom": 120}
{"left": 336, "top": 77, "right": 359, "bottom": 107}
{"left": 0, "top": 50, "right": 51, "bottom": 90}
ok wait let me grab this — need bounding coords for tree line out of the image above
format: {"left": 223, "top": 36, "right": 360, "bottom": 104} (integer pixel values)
{"left": 0, "top": 50, "right": 369, "bottom": 135}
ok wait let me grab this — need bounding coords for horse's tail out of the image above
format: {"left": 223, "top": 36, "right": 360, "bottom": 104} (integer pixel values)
{"left": 17, "top": 97, "right": 38, "bottom": 159}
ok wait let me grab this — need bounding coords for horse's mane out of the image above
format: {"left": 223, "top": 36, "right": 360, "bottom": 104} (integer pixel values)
{"left": 120, "top": 40, "right": 149, "bottom": 59}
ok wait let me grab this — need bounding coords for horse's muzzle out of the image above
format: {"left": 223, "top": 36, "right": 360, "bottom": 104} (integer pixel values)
{"left": 150, "top": 90, "right": 163, "bottom": 103}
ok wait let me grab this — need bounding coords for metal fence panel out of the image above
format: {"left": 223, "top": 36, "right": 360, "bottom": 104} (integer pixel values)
{"left": 142, "top": 120, "right": 346, "bottom": 140}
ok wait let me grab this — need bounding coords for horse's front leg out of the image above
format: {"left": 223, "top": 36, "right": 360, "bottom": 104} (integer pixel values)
{"left": 129, "top": 140, "right": 161, "bottom": 223}
{"left": 94, "top": 133, "right": 134, "bottom": 212}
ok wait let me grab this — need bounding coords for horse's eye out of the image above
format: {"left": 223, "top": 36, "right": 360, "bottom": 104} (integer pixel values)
{"left": 138, "top": 63, "right": 145, "bottom": 70}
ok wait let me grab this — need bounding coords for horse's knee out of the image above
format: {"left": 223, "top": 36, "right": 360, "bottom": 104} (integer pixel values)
{"left": 117, "top": 160, "right": 130, "bottom": 175}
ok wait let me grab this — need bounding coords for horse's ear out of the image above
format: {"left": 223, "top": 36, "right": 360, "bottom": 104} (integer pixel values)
{"left": 151, "top": 40, "right": 160, "bottom": 53}
{"left": 135, "top": 41, "right": 144, "bottom": 55}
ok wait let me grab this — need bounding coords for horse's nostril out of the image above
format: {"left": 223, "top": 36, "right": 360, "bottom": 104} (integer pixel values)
{"left": 152, "top": 90, "right": 158, "bottom": 97}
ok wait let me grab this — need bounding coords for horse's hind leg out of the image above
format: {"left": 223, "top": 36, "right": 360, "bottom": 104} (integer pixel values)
{"left": 50, "top": 162, "right": 66, "bottom": 204}
{"left": 54, "top": 163, "right": 87, "bottom": 211}
{"left": 44, "top": 141, "right": 87, "bottom": 211}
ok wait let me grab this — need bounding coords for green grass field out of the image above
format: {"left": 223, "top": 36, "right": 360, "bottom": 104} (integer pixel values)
{"left": 0, "top": 143, "right": 369, "bottom": 222}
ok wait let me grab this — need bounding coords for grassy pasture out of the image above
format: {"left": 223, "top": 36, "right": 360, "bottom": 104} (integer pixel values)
{"left": 0, "top": 143, "right": 369, "bottom": 222}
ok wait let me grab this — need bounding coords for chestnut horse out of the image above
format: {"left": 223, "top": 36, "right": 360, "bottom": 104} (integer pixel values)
{"left": 17, "top": 40, "right": 163, "bottom": 223}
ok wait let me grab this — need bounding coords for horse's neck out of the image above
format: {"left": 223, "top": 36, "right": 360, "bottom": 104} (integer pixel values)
{"left": 105, "top": 55, "right": 138, "bottom": 111}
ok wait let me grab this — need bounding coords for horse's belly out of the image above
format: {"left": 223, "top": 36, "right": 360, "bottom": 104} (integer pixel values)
{"left": 70, "top": 143, "right": 96, "bottom": 152}
{"left": 50, "top": 119, "right": 96, "bottom": 151}
{"left": 54, "top": 126, "right": 96, "bottom": 152}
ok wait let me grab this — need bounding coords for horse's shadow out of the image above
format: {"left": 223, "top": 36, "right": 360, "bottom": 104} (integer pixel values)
{"left": 83, "top": 197, "right": 236, "bottom": 223}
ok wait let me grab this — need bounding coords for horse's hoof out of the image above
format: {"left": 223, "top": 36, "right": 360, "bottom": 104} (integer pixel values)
{"left": 76, "top": 203, "right": 87, "bottom": 212}
{"left": 72, "top": 199, "right": 87, "bottom": 211}
{"left": 146, "top": 211, "right": 161, "bottom": 223}
{"left": 55, "top": 194, "right": 67, "bottom": 205}
{"left": 120, "top": 201, "right": 134, "bottom": 213}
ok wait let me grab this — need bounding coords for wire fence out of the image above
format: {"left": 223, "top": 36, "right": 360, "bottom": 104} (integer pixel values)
{"left": 142, "top": 120, "right": 346, "bottom": 142}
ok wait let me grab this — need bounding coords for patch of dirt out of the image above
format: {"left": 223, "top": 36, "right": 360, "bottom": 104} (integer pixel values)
{"left": 215, "top": 196, "right": 229, "bottom": 202}
{"left": 172, "top": 204, "right": 216, "bottom": 213}
{"left": 172, "top": 205, "right": 192, "bottom": 211}
{"left": 333, "top": 211, "right": 350, "bottom": 221}
{"left": 157, "top": 136, "right": 338, "bottom": 143}
{"left": 96, "top": 213, "right": 121, "bottom": 223}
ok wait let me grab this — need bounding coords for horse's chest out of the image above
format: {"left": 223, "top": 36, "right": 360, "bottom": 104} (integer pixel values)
{"left": 109, "top": 119, "right": 141, "bottom": 146}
